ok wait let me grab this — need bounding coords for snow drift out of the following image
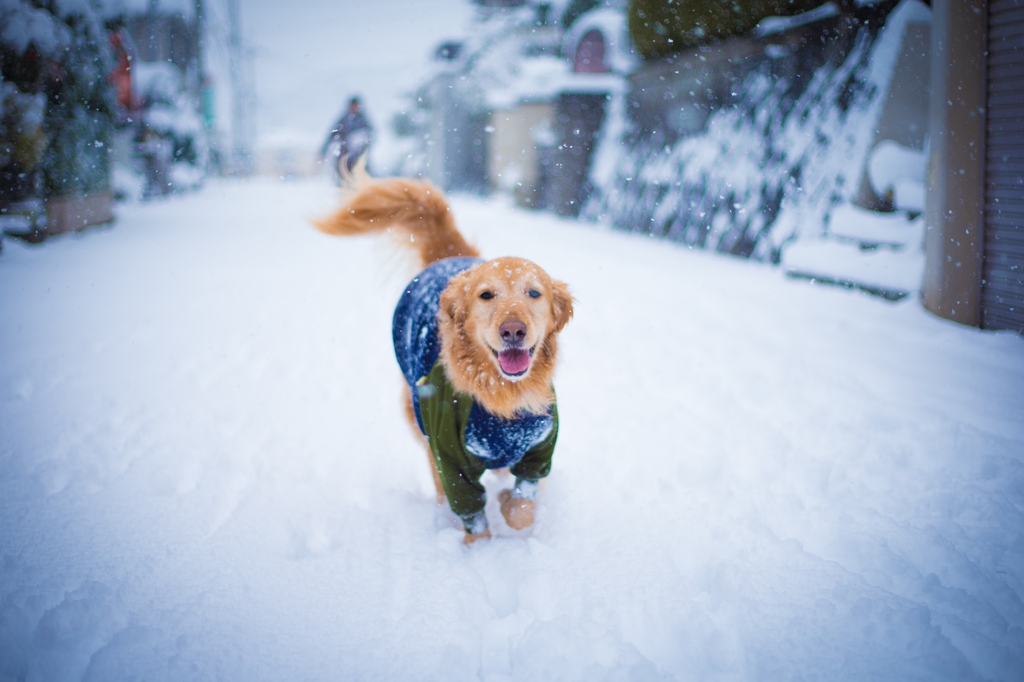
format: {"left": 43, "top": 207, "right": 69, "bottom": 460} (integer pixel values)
{"left": 0, "top": 178, "right": 1022, "bottom": 681}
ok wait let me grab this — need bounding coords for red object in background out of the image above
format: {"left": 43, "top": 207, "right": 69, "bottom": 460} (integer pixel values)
{"left": 109, "top": 29, "right": 135, "bottom": 111}
{"left": 573, "top": 30, "right": 608, "bottom": 74}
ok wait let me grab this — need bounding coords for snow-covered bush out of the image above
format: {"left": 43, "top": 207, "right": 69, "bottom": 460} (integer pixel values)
{"left": 584, "top": 0, "right": 923, "bottom": 263}
{"left": 131, "top": 60, "right": 206, "bottom": 194}
{"left": 38, "top": 0, "right": 115, "bottom": 198}
{"left": 1, "top": 0, "right": 67, "bottom": 207}
{"left": 628, "top": 0, "right": 857, "bottom": 58}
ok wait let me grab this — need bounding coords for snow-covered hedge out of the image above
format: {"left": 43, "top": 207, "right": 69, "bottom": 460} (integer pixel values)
{"left": 584, "top": 0, "right": 923, "bottom": 263}
{"left": 133, "top": 61, "right": 207, "bottom": 180}
{"left": 0, "top": 0, "right": 115, "bottom": 199}
{"left": 42, "top": 3, "right": 115, "bottom": 197}
{"left": 629, "top": 0, "right": 858, "bottom": 58}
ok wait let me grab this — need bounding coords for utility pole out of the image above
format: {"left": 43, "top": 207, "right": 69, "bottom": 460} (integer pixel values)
{"left": 147, "top": 0, "right": 159, "bottom": 62}
{"left": 195, "top": 0, "right": 213, "bottom": 131}
{"left": 227, "top": 0, "right": 251, "bottom": 175}
{"left": 194, "top": 0, "right": 203, "bottom": 93}
{"left": 194, "top": 0, "right": 217, "bottom": 175}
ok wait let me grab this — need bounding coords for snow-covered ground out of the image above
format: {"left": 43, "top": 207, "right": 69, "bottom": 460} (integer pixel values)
{"left": 1, "top": 178, "right": 1022, "bottom": 681}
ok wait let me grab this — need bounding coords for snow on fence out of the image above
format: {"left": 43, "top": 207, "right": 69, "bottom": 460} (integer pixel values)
{"left": 583, "top": 0, "right": 929, "bottom": 265}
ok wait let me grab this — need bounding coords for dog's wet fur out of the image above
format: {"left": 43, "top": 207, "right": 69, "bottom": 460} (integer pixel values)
{"left": 313, "top": 165, "right": 573, "bottom": 540}
{"left": 313, "top": 166, "right": 573, "bottom": 420}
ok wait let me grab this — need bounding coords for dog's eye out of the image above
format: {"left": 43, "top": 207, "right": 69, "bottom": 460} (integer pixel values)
{"left": 528, "top": 290, "right": 541, "bottom": 299}
{"left": 479, "top": 291, "right": 494, "bottom": 300}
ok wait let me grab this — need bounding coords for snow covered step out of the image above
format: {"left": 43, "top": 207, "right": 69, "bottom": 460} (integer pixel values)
{"left": 867, "top": 140, "right": 927, "bottom": 214}
{"left": 827, "top": 204, "right": 924, "bottom": 248}
{"left": 782, "top": 237, "right": 925, "bottom": 300}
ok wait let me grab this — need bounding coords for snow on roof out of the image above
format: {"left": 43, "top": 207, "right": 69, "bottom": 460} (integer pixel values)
{"left": 0, "top": 0, "right": 141, "bottom": 57}
{"left": 417, "top": 3, "right": 633, "bottom": 111}
{"left": 561, "top": 7, "right": 639, "bottom": 75}
{"left": 54, "top": 0, "right": 104, "bottom": 17}
{"left": 485, "top": 55, "right": 571, "bottom": 109}
{"left": 0, "top": 0, "right": 69, "bottom": 56}
{"left": 97, "top": 0, "right": 196, "bottom": 18}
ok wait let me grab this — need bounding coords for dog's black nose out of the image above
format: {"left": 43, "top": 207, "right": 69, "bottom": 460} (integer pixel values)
{"left": 499, "top": 320, "right": 527, "bottom": 345}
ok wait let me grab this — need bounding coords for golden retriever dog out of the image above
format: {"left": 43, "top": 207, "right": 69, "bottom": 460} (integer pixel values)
{"left": 314, "top": 167, "right": 573, "bottom": 544}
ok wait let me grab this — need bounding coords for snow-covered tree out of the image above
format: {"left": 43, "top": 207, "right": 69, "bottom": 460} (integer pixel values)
{"left": 1, "top": 0, "right": 66, "bottom": 207}
{"left": 1, "top": 0, "right": 115, "bottom": 205}
{"left": 40, "top": 0, "right": 115, "bottom": 198}
{"left": 132, "top": 60, "right": 207, "bottom": 194}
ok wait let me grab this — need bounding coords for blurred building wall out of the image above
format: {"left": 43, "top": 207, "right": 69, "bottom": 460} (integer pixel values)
{"left": 488, "top": 103, "right": 554, "bottom": 207}
{"left": 979, "top": 0, "right": 1024, "bottom": 333}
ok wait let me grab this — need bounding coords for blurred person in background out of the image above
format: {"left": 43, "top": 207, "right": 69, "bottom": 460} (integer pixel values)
{"left": 321, "top": 96, "right": 372, "bottom": 182}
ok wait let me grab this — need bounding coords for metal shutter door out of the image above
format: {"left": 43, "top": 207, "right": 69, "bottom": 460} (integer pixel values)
{"left": 984, "top": 0, "right": 1024, "bottom": 333}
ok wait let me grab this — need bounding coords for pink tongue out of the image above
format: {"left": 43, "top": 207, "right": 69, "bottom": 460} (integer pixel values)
{"left": 499, "top": 348, "right": 530, "bottom": 375}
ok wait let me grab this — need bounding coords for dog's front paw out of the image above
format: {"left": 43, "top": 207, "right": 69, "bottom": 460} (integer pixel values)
{"left": 498, "top": 489, "right": 535, "bottom": 530}
{"left": 463, "top": 530, "right": 492, "bottom": 545}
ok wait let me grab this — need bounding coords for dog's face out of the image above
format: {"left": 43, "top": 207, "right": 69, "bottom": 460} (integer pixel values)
{"left": 438, "top": 257, "right": 573, "bottom": 416}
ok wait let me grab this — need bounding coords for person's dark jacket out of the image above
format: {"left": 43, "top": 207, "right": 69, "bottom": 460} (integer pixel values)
{"left": 321, "top": 111, "right": 372, "bottom": 158}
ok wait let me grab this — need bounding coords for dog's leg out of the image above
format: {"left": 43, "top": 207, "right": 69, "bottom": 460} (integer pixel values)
{"left": 402, "top": 387, "right": 446, "bottom": 504}
{"left": 498, "top": 490, "right": 535, "bottom": 530}
{"left": 463, "top": 530, "right": 492, "bottom": 545}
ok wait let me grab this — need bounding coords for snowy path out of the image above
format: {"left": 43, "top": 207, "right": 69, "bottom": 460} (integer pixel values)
{"left": 1, "top": 178, "right": 1022, "bottom": 681}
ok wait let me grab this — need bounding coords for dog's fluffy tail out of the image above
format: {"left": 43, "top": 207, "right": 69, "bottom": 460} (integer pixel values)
{"left": 313, "top": 160, "right": 479, "bottom": 268}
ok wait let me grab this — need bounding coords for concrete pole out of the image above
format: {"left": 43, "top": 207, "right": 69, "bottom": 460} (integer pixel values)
{"left": 194, "top": 0, "right": 203, "bottom": 92}
{"left": 922, "top": 0, "right": 988, "bottom": 326}
{"left": 228, "top": 0, "right": 250, "bottom": 174}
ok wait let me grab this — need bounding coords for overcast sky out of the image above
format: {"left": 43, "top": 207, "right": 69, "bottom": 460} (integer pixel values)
{"left": 225, "top": 0, "right": 475, "bottom": 153}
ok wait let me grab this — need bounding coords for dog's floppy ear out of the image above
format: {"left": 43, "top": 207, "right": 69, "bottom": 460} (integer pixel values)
{"left": 550, "top": 279, "right": 574, "bottom": 333}
{"left": 439, "top": 272, "right": 469, "bottom": 324}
